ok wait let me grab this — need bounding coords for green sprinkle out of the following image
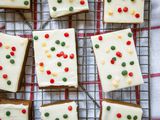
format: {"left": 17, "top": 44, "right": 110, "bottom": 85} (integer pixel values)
{"left": 130, "top": 61, "right": 134, "bottom": 65}
{"left": 121, "top": 62, "right": 126, "bottom": 67}
{"left": 106, "top": 106, "right": 111, "bottom": 111}
{"left": 131, "top": 0, "right": 135, "bottom": 2}
{"left": 128, "top": 32, "right": 133, "bottom": 37}
{"left": 50, "top": 47, "right": 56, "bottom": 51}
{"left": 62, "top": 77, "right": 67, "bottom": 82}
{"left": 55, "top": 40, "right": 60, "bottom": 45}
{"left": 133, "top": 116, "right": 138, "bottom": 120}
{"left": 111, "top": 46, "right": 116, "bottom": 50}
{"left": 69, "top": 7, "right": 74, "bottom": 11}
{"left": 107, "top": 0, "right": 112, "bottom": 2}
{"left": 34, "top": 36, "right": 38, "bottom": 40}
{"left": 55, "top": 118, "right": 60, "bottom": 120}
{"left": 44, "top": 112, "right": 49, "bottom": 117}
{"left": 10, "top": 59, "right": 15, "bottom": 64}
{"left": 52, "top": 7, "right": 57, "bottom": 11}
{"left": 57, "top": 62, "right": 62, "bottom": 67}
{"left": 6, "top": 55, "right": 11, "bottom": 59}
{"left": 61, "top": 42, "right": 66, "bottom": 47}
{"left": 95, "top": 44, "right": 99, "bottom": 49}
{"left": 122, "top": 70, "right": 128, "bottom": 76}
{"left": 57, "top": 0, "right": 62, "bottom": 3}
{"left": 112, "top": 57, "right": 116, "bottom": 61}
{"left": 127, "top": 115, "right": 132, "bottom": 119}
{"left": 63, "top": 114, "right": 68, "bottom": 119}
{"left": 7, "top": 80, "right": 11, "bottom": 85}
{"left": 107, "top": 75, "right": 112, "bottom": 79}
{"left": 6, "top": 111, "right": 11, "bottom": 116}
{"left": 24, "top": 1, "right": 29, "bottom": 5}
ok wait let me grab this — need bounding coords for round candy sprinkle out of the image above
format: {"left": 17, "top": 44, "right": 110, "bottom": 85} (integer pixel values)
{"left": 116, "top": 52, "right": 122, "bottom": 57}
{"left": 39, "top": 62, "right": 44, "bottom": 66}
{"left": 95, "top": 44, "right": 99, "bottom": 49}
{"left": 111, "top": 59, "right": 115, "bottom": 64}
{"left": 127, "top": 115, "right": 132, "bottom": 119}
{"left": 70, "top": 54, "right": 74, "bottom": 59}
{"left": 129, "top": 72, "right": 133, "bottom": 77}
{"left": 128, "top": 33, "right": 133, "bottom": 37}
{"left": 57, "top": 0, "right": 62, "bottom": 3}
{"left": 117, "top": 113, "right": 122, "bottom": 118}
{"left": 55, "top": 40, "right": 60, "bottom": 44}
{"left": 122, "top": 70, "right": 128, "bottom": 76}
{"left": 0, "top": 66, "right": 3, "bottom": 70}
{"left": 3, "top": 74, "right": 8, "bottom": 79}
{"left": 106, "top": 106, "right": 111, "bottom": 111}
{"left": 98, "top": 36, "right": 103, "bottom": 41}
{"left": 111, "top": 46, "right": 116, "bottom": 50}
{"left": 6, "top": 111, "right": 11, "bottom": 116}
{"left": 7, "top": 80, "right": 11, "bottom": 85}
{"left": 118, "top": 8, "right": 122, "bottom": 13}
{"left": 57, "top": 62, "right": 62, "bottom": 67}
{"left": 63, "top": 114, "right": 68, "bottom": 119}
{"left": 51, "top": 47, "right": 56, "bottom": 51}
{"left": 126, "top": 41, "right": 131, "bottom": 45}
{"left": 121, "top": 62, "right": 126, "bottom": 67}
{"left": 11, "top": 46, "right": 16, "bottom": 51}
{"left": 63, "top": 77, "right": 67, "bottom": 82}
{"left": 0, "top": 42, "right": 3, "bottom": 47}
{"left": 64, "top": 32, "right": 69, "bottom": 37}
{"left": 45, "top": 34, "right": 49, "bottom": 39}
{"left": 6, "top": 55, "right": 11, "bottom": 59}
{"left": 130, "top": 61, "right": 134, "bottom": 65}
{"left": 80, "top": 0, "right": 85, "bottom": 5}
{"left": 57, "top": 53, "right": 61, "bottom": 57}
{"left": 50, "top": 79, "right": 55, "bottom": 84}
{"left": 34, "top": 36, "right": 38, "bottom": 40}
{"left": 22, "top": 109, "right": 26, "bottom": 114}
{"left": 135, "top": 13, "right": 140, "bottom": 18}
{"left": 112, "top": 57, "right": 116, "bottom": 61}
{"left": 24, "top": 1, "right": 29, "bottom": 5}
{"left": 69, "top": 7, "right": 74, "bottom": 11}
{"left": 63, "top": 54, "right": 68, "bottom": 59}
{"left": 133, "top": 115, "right": 138, "bottom": 120}
{"left": 131, "top": 0, "right": 135, "bottom": 2}
{"left": 52, "top": 7, "right": 57, "bottom": 11}
{"left": 10, "top": 52, "right": 15, "bottom": 56}
{"left": 61, "top": 42, "right": 66, "bottom": 46}
{"left": 68, "top": 106, "right": 72, "bottom": 111}
{"left": 10, "top": 59, "right": 15, "bottom": 64}
{"left": 64, "top": 67, "right": 69, "bottom": 72}
{"left": 107, "top": 0, "right": 112, "bottom": 2}
{"left": 60, "top": 51, "right": 64, "bottom": 56}
{"left": 44, "top": 112, "right": 49, "bottom": 117}
{"left": 46, "top": 70, "right": 51, "bottom": 75}
{"left": 55, "top": 118, "right": 60, "bottom": 120}
{"left": 107, "top": 75, "right": 112, "bottom": 79}
{"left": 123, "top": 7, "right": 128, "bottom": 12}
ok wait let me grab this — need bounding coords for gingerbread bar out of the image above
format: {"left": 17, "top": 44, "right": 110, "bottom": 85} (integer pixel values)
{"left": 40, "top": 101, "right": 78, "bottom": 120}
{"left": 104, "top": 0, "right": 145, "bottom": 23}
{"left": 48, "top": 0, "right": 89, "bottom": 18}
{"left": 0, "top": 99, "right": 32, "bottom": 120}
{"left": 91, "top": 29, "right": 144, "bottom": 92}
{"left": 0, "top": 0, "right": 31, "bottom": 9}
{"left": 100, "top": 99, "right": 143, "bottom": 120}
{"left": 33, "top": 28, "right": 78, "bottom": 88}
{"left": 0, "top": 33, "right": 29, "bottom": 92}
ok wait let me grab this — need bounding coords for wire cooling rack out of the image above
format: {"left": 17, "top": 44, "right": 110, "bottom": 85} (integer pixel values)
{"left": 0, "top": 0, "right": 151, "bottom": 120}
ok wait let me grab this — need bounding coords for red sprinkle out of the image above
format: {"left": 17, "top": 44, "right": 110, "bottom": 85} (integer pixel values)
{"left": 98, "top": 36, "right": 103, "bottom": 41}
{"left": 39, "top": 62, "right": 44, "bottom": 66}
{"left": 22, "top": 109, "right": 26, "bottom": 114}
{"left": 60, "top": 51, "right": 64, "bottom": 56}
{"left": 11, "top": 46, "right": 16, "bottom": 51}
{"left": 63, "top": 54, "right": 68, "bottom": 59}
{"left": 80, "top": 0, "right": 85, "bottom": 5}
{"left": 57, "top": 53, "right": 61, "bottom": 57}
{"left": 0, "top": 42, "right": 3, "bottom": 47}
{"left": 116, "top": 52, "right": 122, "bottom": 57}
{"left": 0, "top": 66, "right": 3, "bottom": 70}
{"left": 129, "top": 72, "right": 133, "bottom": 77}
{"left": 3, "top": 74, "right": 8, "bottom": 79}
{"left": 50, "top": 79, "right": 55, "bottom": 84}
{"left": 10, "top": 52, "right": 15, "bottom": 56}
{"left": 135, "top": 13, "right": 140, "bottom": 18}
{"left": 123, "top": 7, "right": 128, "bottom": 12}
{"left": 68, "top": 106, "right": 73, "bottom": 111}
{"left": 64, "top": 32, "right": 69, "bottom": 37}
{"left": 46, "top": 70, "right": 51, "bottom": 75}
{"left": 111, "top": 59, "right": 115, "bottom": 64}
{"left": 45, "top": 34, "right": 49, "bottom": 39}
{"left": 117, "top": 113, "right": 122, "bottom": 118}
{"left": 70, "top": 54, "right": 74, "bottom": 59}
{"left": 64, "top": 67, "right": 69, "bottom": 72}
{"left": 126, "top": 41, "right": 131, "bottom": 45}
{"left": 118, "top": 8, "right": 122, "bottom": 13}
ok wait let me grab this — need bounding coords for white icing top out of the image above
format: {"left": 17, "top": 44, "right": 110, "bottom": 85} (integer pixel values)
{"left": 104, "top": 0, "right": 145, "bottom": 23}
{"left": 91, "top": 29, "right": 144, "bottom": 92}
{"left": 33, "top": 28, "right": 78, "bottom": 88}
{"left": 101, "top": 100, "right": 143, "bottom": 120}
{"left": 0, "top": 33, "right": 29, "bottom": 92}
{"left": 48, "top": 0, "right": 89, "bottom": 18}
{"left": 0, "top": 0, "right": 30, "bottom": 9}
{"left": 0, "top": 104, "right": 29, "bottom": 120}
{"left": 40, "top": 101, "right": 78, "bottom": 120}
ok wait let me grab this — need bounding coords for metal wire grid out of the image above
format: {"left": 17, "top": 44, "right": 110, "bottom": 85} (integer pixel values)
{"left": 0, "top": 0, "right": 151, "bottom": 120}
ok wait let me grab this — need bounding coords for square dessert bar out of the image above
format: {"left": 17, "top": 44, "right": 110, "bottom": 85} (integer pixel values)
{"left": 33, "top": 28, "right": 78, "bottom": 88}
{"left": 101, "top": 99, "right": 143, "bottom": 120}
{"left": 104, "top": 0, "right": 145, "bottom": 23}
{"left": 0, "top": 99, "right": 32, "bottom": 120}
{"left": 91, "top": 29, "right": 144, "bottom": 92}
{"left": 0, "top": 33, "right": 29, "bottom": 92}
{"left": 40, "top": 101, "right": 78, "bottom": 120}
{"left": 0, "top": 0, "right": 30, "bottom": 9}
{"left": 48, "top": 0, "right": 89, "bottom": 18}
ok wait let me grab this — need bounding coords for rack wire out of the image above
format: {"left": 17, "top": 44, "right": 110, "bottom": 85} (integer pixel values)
{"left": 0, "top": 0, "right": 151, "bottom": 120}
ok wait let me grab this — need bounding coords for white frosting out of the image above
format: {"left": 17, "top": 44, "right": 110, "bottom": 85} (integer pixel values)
{"left": 40, "top": 101, "right": 78, "bottom": 120}
{"left": 104, "top": 0, "right": 144, "bottom": 23}
{"left": 101, "top": 101, "right": 143, "bottom": 120}
{"left": 0, "top": 33, "right": 29, "bottom": 92}
{"left": 48, "top": 0, "right": 89, "bottom": 18}
{"left": 33, "top": 28, "right": 78, "bottom": 88}
{"left": 0, "top": 0, "right": 30, "bottom": 9}
{"left": 91, "top": 29, "right": 144, "bottom": 92}
{"left": 0, "top": 104, "right": 29, "bottom": 120}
